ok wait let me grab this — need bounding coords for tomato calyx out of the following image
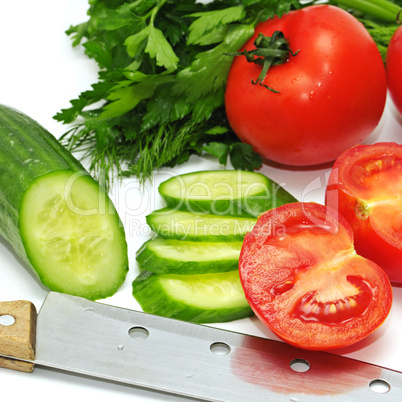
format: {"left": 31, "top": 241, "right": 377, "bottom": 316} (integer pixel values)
{"left": 226, "top": 31, "right": 299, "bottom": 93}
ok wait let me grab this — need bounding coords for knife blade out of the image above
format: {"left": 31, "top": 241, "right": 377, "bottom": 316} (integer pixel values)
{"left": 0, "top": 292, "right": 401, "bottom": 401}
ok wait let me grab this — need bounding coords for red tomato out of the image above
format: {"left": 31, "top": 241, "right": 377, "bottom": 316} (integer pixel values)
{"left": 386, "top": 25, "right": 402, "bottom": 116}
{"left": 238, "top": 202, "right": 392, "bottom": 351}
{"left": 225, "top": 5, "right": 387, "bottom": 167}
{"left": 326, "top": 142, "right": 402, "bottom": 283}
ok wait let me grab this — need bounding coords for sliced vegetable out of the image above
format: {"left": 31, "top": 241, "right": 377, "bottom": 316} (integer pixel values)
{"left": 225, "top": 5, "right": 387, "bottom": 167}
{"left": 136, "top": 237, "right": 242, "bottom": 274}
{"left": 137, "top": 169, "right": 297, "bottom": 323}
{"left": 0, "top": 104, "right": 128, "bottom": 300}
{"left": 146, "top": 208, "right": 257, "bottom": 241}
{"left": 239, "top": 202, "right": 392, "bottom": 351}
{"left": 132, "top": 270, "right": 253, "bottom": 323}
{"left": 158, "top": 170, "right": 296, "bottom": 217}
{"left": 326, "top": 142, "right": 402, "bottom": 284}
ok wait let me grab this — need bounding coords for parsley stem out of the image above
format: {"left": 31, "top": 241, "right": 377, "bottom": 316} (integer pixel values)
{"left": 330, "top": 0, "right": 401, "bottom": 23}
{"left": 150, "top": 0, "right": 168, "bottom": 25}
{"left": 127, "top": 0, "right": 145, "bottom": 11}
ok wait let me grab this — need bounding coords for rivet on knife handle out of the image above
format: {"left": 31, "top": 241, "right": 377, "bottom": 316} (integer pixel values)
{"left": 0, "top": 300, "right": 37, "bottom": 373}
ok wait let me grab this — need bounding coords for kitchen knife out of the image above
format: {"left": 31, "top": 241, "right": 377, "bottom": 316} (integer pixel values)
{"left": 0, "top": 291, "right": 401, "bottom": 401}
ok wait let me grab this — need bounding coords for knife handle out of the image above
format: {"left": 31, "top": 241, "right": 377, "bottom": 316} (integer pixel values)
{"left": 0, "top": 300, "right": 37, "bottom": 373}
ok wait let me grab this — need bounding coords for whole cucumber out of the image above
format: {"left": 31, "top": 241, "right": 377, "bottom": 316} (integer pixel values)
{"left": 0, "top": 104, "right": 128, "bottom": 300}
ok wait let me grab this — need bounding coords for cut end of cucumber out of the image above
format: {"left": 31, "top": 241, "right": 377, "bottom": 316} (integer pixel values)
{"left": 160, "top": 170, "right": 269, "bottom": 200}
{"left": 19, "top": 170, "right": 128, "bottom": 300}
{"left": 142, "top": 237, "right": 242, "bottom": 262}
{"left": 158, "top": 170, "right": 297, "bottom": 217}
{"left": 146, "top": 208, "right": 257, "bottom": 241}
{"left": 136, "top": 237, "right": 242, "bottom": 274}
{"left": 160, "top": 270, "right": 247, "bottom": 310}
{"left": 132, "top": 270, "right": 253, "bottom": 323}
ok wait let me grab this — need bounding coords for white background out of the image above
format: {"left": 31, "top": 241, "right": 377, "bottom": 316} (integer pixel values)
{"left": 0, "top": 1, "right": 401, "bottom": 400}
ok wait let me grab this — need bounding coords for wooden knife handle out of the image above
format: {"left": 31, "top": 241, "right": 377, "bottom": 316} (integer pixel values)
{"left": 0, "top": 300, "right": 37, "bottom": 373}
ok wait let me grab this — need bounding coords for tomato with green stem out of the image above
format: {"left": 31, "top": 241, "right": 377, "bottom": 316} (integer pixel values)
{"left": 387, "top": 25, "right": 402, "bottom": 116}
{"left": 239, "top": 202, "right": 392, "bottom": 351}
{"left": 326, "top": 142, "right": 402, "bottom": 284}
{"left": 225, "top": 5, "right": 387, "bottom": 167}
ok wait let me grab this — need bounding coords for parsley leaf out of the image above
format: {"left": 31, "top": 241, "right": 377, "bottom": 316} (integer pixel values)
{"left": 145, "top": 25, "right": 179, "bottom": 71}
{"left": 187, "top": 6, "right": 246, "bottom": 45}
{"left": 230, "top": 143, "right": 263, "bottom": 171}
{"left": 203, "top": 142, "right": 231, "bottom": 165}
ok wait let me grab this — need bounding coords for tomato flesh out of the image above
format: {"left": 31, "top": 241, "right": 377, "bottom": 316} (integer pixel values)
{"left": 348, "top": 154, "right": 402, "bottom": 200}
{"left": 292, "top": 275, "right": 372, "bottom": 326}
{"left": 239, "top": 202, "right": 392, "bottom": 351}
{"left": 225, "top": 5, "right": 386, "bottom": 167}
{"left": 326, "top": 142, "right": 402, "bottom": 283}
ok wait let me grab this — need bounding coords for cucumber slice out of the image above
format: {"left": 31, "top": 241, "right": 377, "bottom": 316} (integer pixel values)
{"left": 159, "top": 170, "right": 297, "bottom": 217}
{"left": 146, "top": 208, "right": 257, "bottom": 241}
{"left": 0, "top": 104, "right": 128, "bottom": 300}
{"left": 132, "top": 270, "right": 253, "bottom": 323}
{"left": 19, "top": 170, "right": 128, "bottom": 299}
{"left": 136, "top": 237, "right": 242, "bottom": 274}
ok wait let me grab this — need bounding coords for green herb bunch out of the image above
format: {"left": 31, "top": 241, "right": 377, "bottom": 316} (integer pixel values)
{"left": 55, "top": 0, "right": 300, "bottom": 186}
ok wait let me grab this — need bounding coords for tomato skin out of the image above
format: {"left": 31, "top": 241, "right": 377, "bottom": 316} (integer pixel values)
{"left": 326, "top": 142, "right": 402, "bottom": 283}
{"left": 225, "top": 5, "right": 387, "bottom": 167}
{"left": 239, "top": 202, "right": 392, "bottom": 351}
{"left": 386, "top": 26, "right": 402, "bottom": 116}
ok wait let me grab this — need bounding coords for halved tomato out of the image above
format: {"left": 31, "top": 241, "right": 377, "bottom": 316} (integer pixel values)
{"left": 326, "top": 142, "right": 402, "bottom": 284}
{"left": 239, "top": 202, "right": 392, "bottom": 351}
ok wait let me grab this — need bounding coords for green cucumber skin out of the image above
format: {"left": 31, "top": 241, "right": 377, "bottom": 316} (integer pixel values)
{"left": 0, "top": 104, "right": 128, "bottom": 299}
{"left": 0, "top": 105, "right": 85, "bottom": 260}
{"left": 136, "top": 238, "right": 241, "bottom": 274}
{"left": 159, "top": 170, "right": 298, "bottom": 218}
{"left": 146, "top": 208, "right": 257, "bottom": 242}
{"left": 132, "top": 270, "right": 254, "bottom": 323}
